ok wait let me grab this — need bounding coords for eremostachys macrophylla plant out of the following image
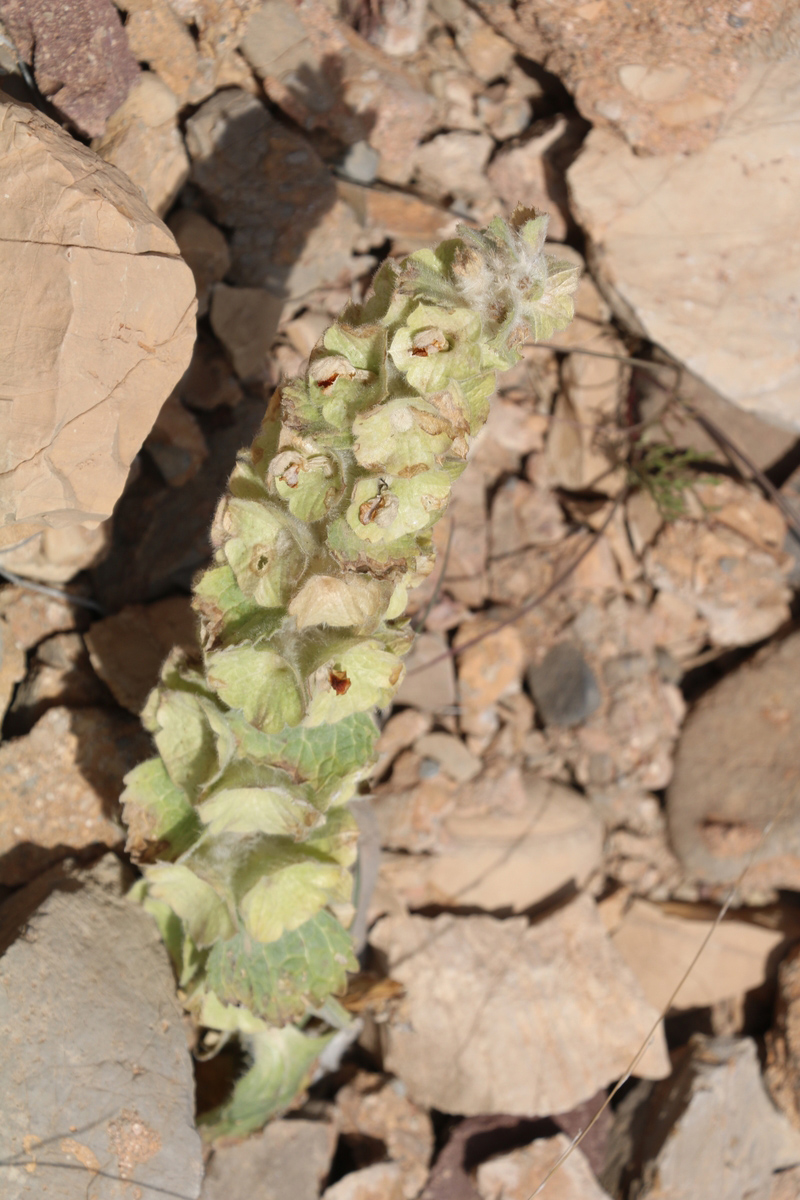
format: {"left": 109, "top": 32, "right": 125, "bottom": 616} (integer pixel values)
{"left": 123, "top": 208, "right": 579, "bottom": 1138}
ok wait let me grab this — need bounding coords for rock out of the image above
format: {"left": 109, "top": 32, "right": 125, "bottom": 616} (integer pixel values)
{"left": 0, "top": 615, "right": 25, "bottom": 727}
{"left": 393, "top": 632, "right": 457, "bottom": 714}
{"left": 371, "top": 749, "right": 458, "bottom": 855}
{"left": 5, "top": 632, "right": 109, "bottom": 735}
{"left": 412, "top": 131, "right": 495, "bottom": 208}
{"left": 122, "top": 0, "right": 201, "bottom": 102}
{"left": 0, "top": 523, "right": 112, "bottom": 585}
{"left": 478, "top": 86, "right": 532, "bottom": 143}
{"left": 92, "top": 73, "right": 190, "bottom": 216}
{"left": 168, "top": 210, "right": 231, "bottom": 318}
{"left": 455, "top": 619, "right": 526, "bottom": 747}
{"left": 370, "top": 893, "right": 669, "bottom": 1117}
{"left": 766, "top": 944, "right": 800, "bottom": 1132}
{"left": 335, "top": 1071, "right": 434, "bottom": 1198}
{"left": 414, "top": 732, "right": 482, "bottom": 783}
{"left": 177, "top": 332, "right": 244, "bottom": 411}
{"left": 472, "top": 0, "right": 787, "bottom": 155}
{"left": 338, "top": 140, "right": 381, "bottom": 186}
{"left": 567, "top": 60, "right": 800, "bottom": 430}
{"left": 0, "top": 855, "right": 203, "bottom": 1200}
{"left": 373, "top": 709, "right": 433, "bottom": 781}
{"left": 186, "top": 88, "right": 360, "bottom": 299}
{"left": 0, "top": 99, "right": 196, "bottom": 542}
{"left": 643, "top": 479, "right": 791, "bottom": 648}
{"left": 242, "top": 0, "right": 437, "bottom": 186}
{"left": 209, "top": 283, "right": 283, "bottom": 380}
{"left": 488, "top": 118, "right": 577, "bottom": 241}
{"left": 417, "top": 462, "right": 489, "bottom": 610}
{"left": 488, "top": 477, "right": 564, "bottom": 605}
{"left": 366, "top": 0, "right": 429, "bottom": 57}
{"left": 85, "top": 594, "right": 198, "bottom": 714}
{"left": 610, "top": 898, "right": 786, "bottom": 1013}
{"left": 667, "top": 629, "right": 800, "bottom": 895}
{"left": 322, "top": 1163, "right": 406, "bottom": 1200}
{"left": 470, "top": 397, "right": 548, "bottom": 484}
{"left": 629, "top": 1036, "right": 800, "bottom": 1200}
{"left": 0, "top": 585, "right": 87, "bottom": 652}
{"left": 529, "top": 642, "right": 601, "bottom": 729}
{"left": 438, "top": 0, "right": 515, "bottom": 84}
{"left": 375, "top": 772, "right": 603, "bottom": 913}
{"left": 476, "top": 1134, "right": 612, "bottom": 1200}
{"left": 145, "top": 392, "right": 209, "bottom": 487}
{"left": 201, "top": 1117, "right": 336, "bottom": 1199}
{"left": 0, "top": 0, "right": 139, "bottom": 137}
{"left": 0, "top": 705, "right": 150, "bottom": 886}
{"left": 336, "top": 179, "right": 457, "bottom": 256}
{"left": 545, "top": 330, "right": 628, "bottom": 495}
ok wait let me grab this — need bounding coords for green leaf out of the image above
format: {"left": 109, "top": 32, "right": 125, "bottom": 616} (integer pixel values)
{"left": 222, "top": 497, "right": 310, "bottom": 609}
{"left": 145, "top": 862, "right": 236, "bottom": 948}
{"left": 197, "top": 785, "right": 322, "bottom": 839}
{"left": 305, "top": 639, "right": 405, "bottom": 727}
{"left": 193, "top": 565, "right": 277, "bottom": 648}
{"left": 230, "top": 711, "right": 379, "bottom": 803}
{"left": 205, "top": 643, "right": 304, "bottom": 733}
{"left": 121, "top": 756, "right": 202, "bottom": 863}
{"left": 198, "top": 1026, "right": 332, "bottom": 1142}
{"left": 151, "top": 689, "right": 220, "bottom": 797}
{"left": 352, "top": 397, "right": 456, "bottom": 475}
{"left": 240, "top": 860, "right": 352, "bottom": 944}
{"left": 206, "top": 909, "right": 357, "bottom": 1024}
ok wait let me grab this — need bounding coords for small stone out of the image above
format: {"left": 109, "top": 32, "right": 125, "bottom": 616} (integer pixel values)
{"left": 488, "top": 477, "right": 565, "bottom": 605}
{"left": 643, "top": 479, "right": 791, "bottom": 649}
{"left": 667, "top": 629, "right": 800, "bottom": 895}
{"left": 455, "top": 619, "right": 526, "bottom": 746}
{"left": 0, "top": 855, "right": 203, "bottom": 1199}
{"left": 92, "top": 73, "right": 189, "bottom": 216}
{"left": 85, "top": 594, "right": 198, "bottom": 715}
{"left": 123, "top": 0, "right": 200, "bottom": 102}
{"left": 201, "top": 1118, "right": 336, "bottom": 1200}
{"left": 413, "top": 131, "right": 495, "bottom": 206}
{"left": 367, "top": 0, "right": 428, "bottom": 56}
{"left": 454, "top": 10, "right": 515, "bottom": 82}
{"left": 284, "top": 310, "right": 331, "bottom": 360}
{"left": 0, "top": 0, "right": 139, "bottom": 137}
{"left": 529, "top": 642, "right": 601, "bottom": 728}
{"left": 0, "top": 584, "right": 87, "bottom": 651}
{"left": 477, "top": 1134, "right": 612, "bottom": 1200}
{"left": 5, "top": 632, "right": 109, "bottom": 735}
{"left": 414, "top": 732, "right": 481, "bottom": 783}
{"left": 373, "top": 708, "right": 433, "bottom": 781}
{"left": 488, "top": 118, "right": 577, "bottom": 241}
{"left": 178, "top": 334, "right": 243, "bottom": 412}
{"left": 370, "top": 894, "right": 669, "bottom": 1117}
{"left": 0, "top": 706, "right": 150, "bottom": 886}
{"left": 168, "top": 210, "right": 231, "bottom": 318}
{"left": 338, "top": 140, "right": 381, "bottom": 186}
{"left": 611, "top": 898, "right": 787, "bottom": 1012}
{"left": 477, "top": 87, "right": 532, "bottom": 142}
{"left": 335, "top": 1071, "right": 434, "bottom": 1198}
{"left": 337, "top": 179, "right": 457, "bottom": 256}
{"left": 322, "top": 1163, "right": 406, "bottom": 1200}
{"left": 145, "top": 392, "right": 209, "bottom": 487}
{"left": 210, "top": 284, "right": 283, "bottom": 380}
{"left": 630, "top": 1036, "right": 800, "bottom": 1200}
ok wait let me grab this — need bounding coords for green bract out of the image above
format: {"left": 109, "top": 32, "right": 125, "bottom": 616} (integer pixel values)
{"left": 123, "top": 208, "right": 579, "bottom": 1138}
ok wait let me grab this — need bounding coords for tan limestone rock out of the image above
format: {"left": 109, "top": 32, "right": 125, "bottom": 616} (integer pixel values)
{"left": 92, "top": 73, "right": 190, "bottom": 217}
{"left": 477, "top": 1134, "right": 612, "bottom": 1200}
{"left": 0, "top": 99, "right": 196, "bottom": 544}
{"left": 0, "top": 705, "right": 150, "bottom": 885}
{"left": 168, "top": 210, "right": 231, "bottom": 318}
{"left": 370, "top": 894, "right": 670, "bottom": 1117}
{"left": 335, "top": 1071, "right": 433, "bottom": 1199}
{"left": 568, "top": 60, "right": 800, "bottom": 430}
{"left": 0, "top": 615, "right": 25, "bottom": 727}
{"left": 210, "top": 284, "right": 283, "bottom": 380}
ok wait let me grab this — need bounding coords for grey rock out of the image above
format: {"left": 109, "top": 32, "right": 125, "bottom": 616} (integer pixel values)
{"left": 0, "top": 856, "right": 203, "bottom": 1199}
{"left": 667, "top": 630, "right": 800, "bottom": 895}
{"left": 631, "top": 1036, "right": 800, "bottom": 1200}
{"left": 202, "top": 1118, "right": 335, "bottom": 1200}
{"left": 528, "top": 642, "right": 601, "bottom": 728}
{"left": 338, "top": 140, "right": 380, "bottom": 186}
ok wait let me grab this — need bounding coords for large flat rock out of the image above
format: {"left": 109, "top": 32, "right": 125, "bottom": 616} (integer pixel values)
{"left": 568, "top": 60, "right": 800, "bottom": 431}
{"left": 0, "top": 856, "right": 203, "bottom": 1199}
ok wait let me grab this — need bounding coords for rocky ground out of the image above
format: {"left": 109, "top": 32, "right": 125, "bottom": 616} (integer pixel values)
{"left": 1, "top": 1, "right": 800, "bottom": 1198}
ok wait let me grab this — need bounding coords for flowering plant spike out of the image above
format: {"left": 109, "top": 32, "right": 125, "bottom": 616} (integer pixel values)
{"left": 123, "top": 209, "right": 579, "bottom": 1138}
